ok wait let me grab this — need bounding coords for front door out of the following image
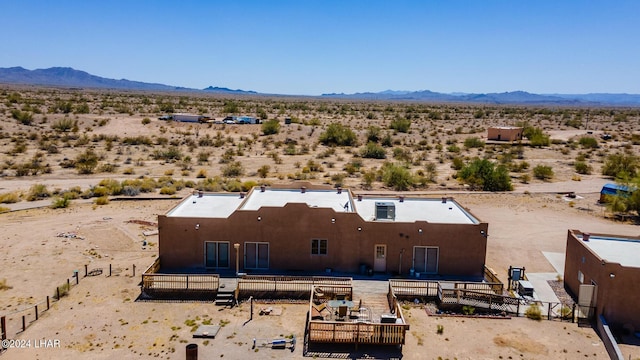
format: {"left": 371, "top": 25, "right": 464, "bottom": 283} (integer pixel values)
{"left": 373, "top": 244, "right": 387, "bottom": 272}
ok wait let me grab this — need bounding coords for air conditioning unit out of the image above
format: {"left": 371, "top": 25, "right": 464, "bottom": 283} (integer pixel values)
{"left": 375, "top": 202, "right": 395, "bottom": 221}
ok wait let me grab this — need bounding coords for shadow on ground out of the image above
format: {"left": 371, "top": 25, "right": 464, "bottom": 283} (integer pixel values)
{"left": 304, "top": 342, "right": 403, "bottom": 359}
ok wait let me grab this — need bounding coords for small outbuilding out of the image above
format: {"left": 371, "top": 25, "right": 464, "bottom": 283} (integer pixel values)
{"left": 599, "top": 183, "right": 634, "bottom": 203}
{"left": 487, "top": 126, "right": 523, "bottom": 142}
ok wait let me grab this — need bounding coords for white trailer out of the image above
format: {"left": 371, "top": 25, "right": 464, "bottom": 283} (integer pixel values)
{"left": 172, "top": 113, "right": 205, "bottom": 123}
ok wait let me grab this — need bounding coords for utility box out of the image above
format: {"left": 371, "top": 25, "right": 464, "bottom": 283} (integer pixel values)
{"left": 517, "top": 280, "right": 534, "bottom": 297}
{"left": 375, "top": 202, "right": 395, "bottom": 221}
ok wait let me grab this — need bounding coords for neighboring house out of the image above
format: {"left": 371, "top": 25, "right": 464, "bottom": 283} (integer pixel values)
{"left": 158, "top": 184, "right": 489, "bottom": 279}
{"left": 599, "top": 183, "right": 634, "bottom": 203}
{"left": 564, "top": 230, "right": 640, "bottom": 332}
{"left": 487, "top": 126, "right": 523, "bottom": 142}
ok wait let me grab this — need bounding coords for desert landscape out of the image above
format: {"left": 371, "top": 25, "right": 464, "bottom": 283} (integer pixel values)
{"left": 1, "top": 85, "right": 640, "bottom": 359}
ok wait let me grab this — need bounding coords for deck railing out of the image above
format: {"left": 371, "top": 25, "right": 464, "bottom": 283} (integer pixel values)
{"left": 141, "top": 273, "right": 219, "bottom": 298}
{"left": 238, "top": 275, "right": 352, "bottom": 299}
{"left": 388, "top": 279, "right": 440, "bottom": 298}
{"left": 307, "top": 285, "right": 409, "bottom": 346}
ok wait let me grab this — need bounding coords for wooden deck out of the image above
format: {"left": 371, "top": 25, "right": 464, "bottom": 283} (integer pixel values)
{"left": 306, "top": 285, "right": 409, "bottom": 346}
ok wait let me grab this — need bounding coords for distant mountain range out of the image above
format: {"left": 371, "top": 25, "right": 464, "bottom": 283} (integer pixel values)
{"left": 1, "top": 66, "right": 639, "bottom": 106}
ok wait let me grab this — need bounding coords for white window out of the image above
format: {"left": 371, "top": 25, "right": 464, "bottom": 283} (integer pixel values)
{"left": 578, "top": 270, "right": 584, "bottom": 284}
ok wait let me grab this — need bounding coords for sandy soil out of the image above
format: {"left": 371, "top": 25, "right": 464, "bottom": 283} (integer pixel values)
{"left": 0, "top": 191, "right": 638, "bottom": 360}
{"left": 1, "top": 88, "right": 639, "bottom": 359}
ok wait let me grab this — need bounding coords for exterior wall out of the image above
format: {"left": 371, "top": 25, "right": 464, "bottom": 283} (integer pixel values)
{"left": 159, "top": 202, "right": 488, "bottom": 279}
{"left": 487, "top": 127, "right": 523, "bottom": 141}
{"left": 564, "top": 230, "right": 640, "bottom": 331}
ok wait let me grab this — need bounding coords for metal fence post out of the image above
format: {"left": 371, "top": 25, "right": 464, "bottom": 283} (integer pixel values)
{"left": 22, "top": 316, "right": 26, "bottom": 332}
{"left": 132, "top": 264, "right": 136, "bottom": 277}
{"left": 572, "top": 303, "right": 576, "bottom": 323}
{"left": 109, "top": 264, "right": 112, "bottom": 277}
{"left": 47, "top": 296, "right": 50, "bottom": 310}
{"left": 85, "top": 264, "right": 88, "bottom": 277}
{"left": 35, "top": 305, "right": 38, "bottom": 321}
{"left": 1, "top": 316, "right": 6, "bottom": 341}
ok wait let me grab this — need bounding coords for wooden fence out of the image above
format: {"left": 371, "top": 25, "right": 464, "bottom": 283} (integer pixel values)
{"left": 238, "top": 275, "right": 352, "bottom": 299}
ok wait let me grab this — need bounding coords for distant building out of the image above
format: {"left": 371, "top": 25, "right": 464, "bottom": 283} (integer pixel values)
{"left": 172, "top": 113, "right": 207, "bottom": 123}
{"left": 158, "top": 184, "right": 489, "bottom": 279}
{"left": 564, "top": 230, "right": 640, "bottom": 332}
{"left": 487, "top": 126, "right": 523, "bottom": 142}
{"left": 599, "top": 183, "right": 634, "bottom": 203}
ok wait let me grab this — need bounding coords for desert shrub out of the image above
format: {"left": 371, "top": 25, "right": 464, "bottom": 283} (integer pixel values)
{"left": 389, "top": 118, "right": 411, "bottom": 133}
{"left": 525, "top": 303, "right": 542, "bottom": 321}
{"left": 533, "top": 165, "right": 554, "bottom": 180}
{"left": 51, "top": 196, "right": 71, "bottom": 209}
{"left": 0, "top": 191, "right": 20, "bottom": 204}
{"left": 463, "top": 137, "right": 485, "bottom": 148}
{"left": 261, "top": 119, "right": 280, "bottom": 135}
{"left": 55, "top": 283, "right": 71, "bottom": 298}
{"left": 524, "top": 126, "right": 550, "bottom": 147}
{"left": 159, "top": 186, "right": 177, "bottom": 195}
{"left": 0, "top": 206, "right": 10, "bottom": 214}
{"left": 451, "top": 157, "right": 464, "bottom": 170}
{"left": 152, "top": 146, "right": 182, "bottom": 161}
{"left": 257, "top": 165, "right": 270, "bottom": 178}
{"left": 122, "top": 167, "right": 135, "bottom": 175}
{"left": 122, "top": 136, "right": 152, "bottom": 146}
{"left": 0, "top": 278, "right": 12, "bottom": 290}
{"left": 11, "top": 109, "right": 33, "bottom": 125}
{"left": 51, "top": 118, "right": 77, "bottom": 132}
{"left": 462, "top": 305, "right": 475, "bottom": 315}
{"left": 457, "top": 158, "right": 512, "bottom": 191}
{"left": 75, "top": 149, "right": 99, "bottom": 174}
{"left": 381, "top": 162, "right": 413, "bottom": 191}
{"left": 141, "top": 117, "right": 151, "bottom": 125}
{"left": 602, "top": 152, "right": 638, "bottom": 178}
{"left": 319, "top": 123, "right": 357, "bottom": 146}
{"left": 361, "top": 142, "right": 386, "bottom": 159}
{"left": 94, "top": 196, "right": 109, "bottom": 205}
{"left": 98, "top": 163, "right": 117, "bottom": 173}
{"left": 436, "top": 324, "right": 444, "bottom": 334}
{"left": 241, "top": 180, "right": 258, "bottom": 192}
{"left": 574, "top": 161, "right": 592, "bottom": 175}
{"left": 26, "top": 184, "right": 50, "bottom": 201}
{"left": 98, "top": 179, "right": 123, "bottom": 195}
{"left": 121, "top": 185, "right": 140, "bottom": 197}
{"left": 578, "top": 136, "right": 598, "bottom": 149}
{"left": 196, "top": 169, "right": 207, "bottom": 178}
{"left": 222, "top": 161, "right": 244, "bottom": 177}
{"left": 366, "top": 126, "right": 382, "bottom": 143}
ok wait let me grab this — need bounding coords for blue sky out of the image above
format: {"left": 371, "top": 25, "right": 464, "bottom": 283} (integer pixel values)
{"left": 1, "top": 1, "right": 639, "bottom": 95}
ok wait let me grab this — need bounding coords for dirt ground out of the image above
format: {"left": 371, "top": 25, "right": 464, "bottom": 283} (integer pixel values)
{"left": 0, "top": 190, "right": 638, "bottom": 360}
{"left": 1, "top": 88, "right": 639, "bottom": 359}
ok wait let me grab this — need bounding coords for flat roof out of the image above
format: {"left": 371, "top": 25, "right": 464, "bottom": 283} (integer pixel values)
{"left": 240, "top": 188, "right": 353, "bottom": 212}
{"left": 166, "top": 188, "right": 481, "bottom": 225}
{"left": 353, "top": 197, "right": 479, "bottom": 224}
{"left": 579, "top": 234, "right": 640, "bottom": 268}
{"left": 167, "top": 193, "right": 245, "bottom": 218}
